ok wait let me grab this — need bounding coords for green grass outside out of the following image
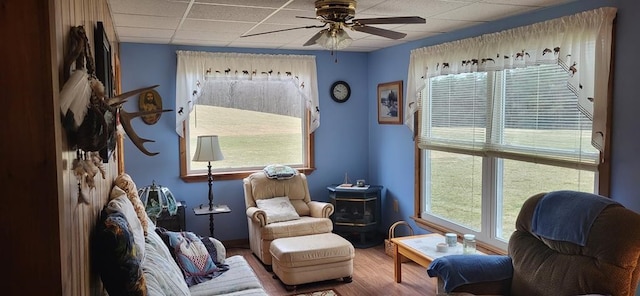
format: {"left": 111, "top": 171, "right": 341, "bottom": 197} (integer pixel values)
{"left": 188, "top": 105, "right": 302, "bottom": 171}
{"left": 429, "top": 151, "right": 595, "bottom": 241}
{"left": 190, "top": 106, "right": 595, "bottom": 240}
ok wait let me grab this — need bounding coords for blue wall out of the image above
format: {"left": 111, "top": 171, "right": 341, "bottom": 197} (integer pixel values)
{"left": 120, "top": 45, "right": 369, "bottom": 240}
{"left": 366, "top": 0, "right": 640, "bottom": 233}
{"left": 121, "top": 0, "right": 640, "bottom": 241}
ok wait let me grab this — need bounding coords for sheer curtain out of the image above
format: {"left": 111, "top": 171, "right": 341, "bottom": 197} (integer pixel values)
{"left": 175, "top": 51, "right": 320, "bottom": 137}
{"left": 406, "top": 7, "right": 616, "bottom": 151}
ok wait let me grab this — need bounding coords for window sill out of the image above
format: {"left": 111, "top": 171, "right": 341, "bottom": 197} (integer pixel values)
{"left": 180, "top": 167, "right": 316, "bottom": 182}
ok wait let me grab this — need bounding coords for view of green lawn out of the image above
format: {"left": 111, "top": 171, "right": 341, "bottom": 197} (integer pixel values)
{"left": 190, "top": 107, "right": 595, "bottom": 241}
{"left": 188, "top": 105, "right": 302, "bottom": 171}
{"left": 428, "top": 128, "right": 595, "bottom": 240}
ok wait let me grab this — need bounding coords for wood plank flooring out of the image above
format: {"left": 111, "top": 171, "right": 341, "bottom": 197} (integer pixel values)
{"left": 226, "top": 243, "right": 437, "bottom": 296}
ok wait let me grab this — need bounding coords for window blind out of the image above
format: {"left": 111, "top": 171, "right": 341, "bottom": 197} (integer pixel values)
{"left": 420, "top": 64, "right": 599, "bottom": 170}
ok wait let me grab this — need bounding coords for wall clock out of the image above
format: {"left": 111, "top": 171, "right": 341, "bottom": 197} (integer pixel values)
{"left": 330, "top": 80, "right": 351, "bottom": 103}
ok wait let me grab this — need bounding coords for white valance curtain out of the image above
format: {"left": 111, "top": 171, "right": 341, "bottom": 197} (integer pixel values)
{"left": 406, "top": 7, "right": 617, "bottom": 151}
{"left": 175, "top": 51, "right": 320, "bottom": 137}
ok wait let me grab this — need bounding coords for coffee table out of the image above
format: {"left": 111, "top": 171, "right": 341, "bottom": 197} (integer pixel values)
{"left": 391, "top": 233, "right": 485, "bottom": 283}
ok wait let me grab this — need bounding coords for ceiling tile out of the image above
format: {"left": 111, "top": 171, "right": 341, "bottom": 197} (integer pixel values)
{"left": 407, "top": 18, "right": 484, "bottom": 32}
{"left": 193, "top": 0, "right": 291, "bottom": 8}
{"left": 119, "top": 36, "right": 172, "bottom": 44}
{"left": 265, "top": 9, "right": 319, "bottom": 25}
{"left": 108, "top": 0, "right": 582, "bottom": 52}
{"left": 113, "top": 14, "right": 181, "bottom": 30}
{"left": 435, "top": 2, "right": 539, "bottom": 22}
{"left": 188, "top": 4, "right": 275, "bottom": 22}
{"left": 359, "top": 0, "right": 469, "bottom": 18}
{"left": 173, "top": 30, "right": 240, "bottom": 41}
{"left": 180, "top": 20, "right": 255, "bottom": 33}
{"left": 172, "top": 39, "right": 231, "bottom": 47}
{"left": 109, "top": 0, "right": 188, "bottom": 17}
{"left": 117, "top": 27, "right": 175, "bottom": 38}
{"left": 483, "top": 0, "right": 572, "bottom": 6}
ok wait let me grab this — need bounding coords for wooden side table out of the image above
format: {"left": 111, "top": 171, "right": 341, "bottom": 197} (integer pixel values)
{"left": 193, "top": 204, "right": 231, "bottom": 237}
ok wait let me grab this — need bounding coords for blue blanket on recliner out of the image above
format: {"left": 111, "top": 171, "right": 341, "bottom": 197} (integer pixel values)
{"left": 531, "top": 190, "right": 619, "bottom": 246}
{"left": 427, "top": 255, "right": 513, "bottom": 293}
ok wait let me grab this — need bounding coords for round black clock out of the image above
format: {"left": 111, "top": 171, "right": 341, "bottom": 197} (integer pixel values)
{"left": 330, "top": 80, "right": 351, "bottom": 103}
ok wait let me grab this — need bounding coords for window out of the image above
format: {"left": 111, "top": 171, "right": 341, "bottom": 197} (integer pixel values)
{"left": 420, "top": 64, "right": 598, "bottom": 250}
{"left": 183, "top": 79, "right": 311, "bottom": 177}
{"left": 175, "top": 51, "right": 320, "bottom": 180}
{"left": 407, "top": 8, "right": 616, "bottom": 252}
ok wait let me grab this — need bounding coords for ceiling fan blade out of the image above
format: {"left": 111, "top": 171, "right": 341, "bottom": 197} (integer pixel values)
{"left": 351, "top": 25, "right": 407, "bottom": 39}
{"left": 295, "top": 16, "right": 320, "bottom": 20}
{"left": 241, "top": 25, "right": 326, "bottom": 38}
{"left": 352, "top": 16, "right": 426, "bottom": 25}
{"left": 303, "top": 30, "right": 326, "bottom": 46}
{"left": 296, "top": 15, "right": 336, "bottom": 23}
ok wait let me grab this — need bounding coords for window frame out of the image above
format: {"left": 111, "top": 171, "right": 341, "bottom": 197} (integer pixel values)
{"left": 412, "top": 69, "right": 612, "bottom": 255}
{"left": 179, "top": 113, "right": 316, "bottom": 182}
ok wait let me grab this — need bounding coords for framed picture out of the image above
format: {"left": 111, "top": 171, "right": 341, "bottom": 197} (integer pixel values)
{"left": 377, "top": 80, "right": 403, "bottom": 124}
{"left": 139, "top": 89, "right": 163, "bottom": 125}
{"left": 94, "top": 21, "right": 114, "bottom": 162}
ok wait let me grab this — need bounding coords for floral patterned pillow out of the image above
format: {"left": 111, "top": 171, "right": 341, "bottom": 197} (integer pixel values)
{"left": 94, "top": 209, "right": 147, "bottom": 296}
{"left": 156, "top": 229, "right": 229, "bottom": 287}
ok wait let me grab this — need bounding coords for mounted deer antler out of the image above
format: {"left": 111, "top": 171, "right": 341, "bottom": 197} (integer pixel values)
{"left": 106, "top": 85, "right": 172, "bottom": 156}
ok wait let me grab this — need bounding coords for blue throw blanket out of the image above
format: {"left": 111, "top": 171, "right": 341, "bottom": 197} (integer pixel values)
{"left": 531, "top": 190, "right": 619, "bottom": 246}
{"left": 427, "top": 255, "right": 513, "bottom": 293}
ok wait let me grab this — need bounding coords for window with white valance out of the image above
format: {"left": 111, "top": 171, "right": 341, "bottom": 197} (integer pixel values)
{"left": 407, "top": 7, "right": 617, "bottom": 251}
{"left": 175, "top": 51, "right": 320, "bottom": 178}
{"left": 175, "top": 51, "right": 320, "bottom": 137}
{"left": 406, "top": 7, "right": 616, "bottom": 151}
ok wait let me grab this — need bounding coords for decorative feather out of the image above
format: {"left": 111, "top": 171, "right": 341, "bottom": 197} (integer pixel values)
{"left": 60, "top": 70, "right": 87, "bottom": 113}
{"left": 80, "top": 157, "right": 97, "bottom": 179}
{"left": 78, "top": 186, "right": 89, "bottom": 204}
{"left": 72, "top": 158, "right": 86, "bottom": 178}
{"left": 89, "top": 152, "right": 106, "bottom": 179}
{"left": 62, "top": 70, "right": 92, "bottom": 127}
{"left": 85, "top": 174, "right": 96, "bottom": 190}
{"left": 89, "top": 76, "right": 105, "bottom": 99}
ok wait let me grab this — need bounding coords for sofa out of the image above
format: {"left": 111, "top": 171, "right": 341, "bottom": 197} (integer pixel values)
{"left": 428, "top": 190, "right": 640, "bottom": 296}
{"left": 94, "top": 173, "right": 268, "bottom": 296}
{"left": 243, "top": 169, "right": 334, "bottom": 266}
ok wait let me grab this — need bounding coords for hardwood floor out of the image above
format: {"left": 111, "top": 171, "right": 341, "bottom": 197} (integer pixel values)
{"left": 227, "top": 243, "right": 437, "bottom": 296}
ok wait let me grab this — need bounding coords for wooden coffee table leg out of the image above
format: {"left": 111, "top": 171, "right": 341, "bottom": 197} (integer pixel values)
{"left": 394, "top": 243, "right": 402, "bottom": 283}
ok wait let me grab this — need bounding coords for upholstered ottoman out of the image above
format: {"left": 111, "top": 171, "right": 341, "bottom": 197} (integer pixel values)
{"left": 270, "top": 233, "right": 355, "bottom": 290}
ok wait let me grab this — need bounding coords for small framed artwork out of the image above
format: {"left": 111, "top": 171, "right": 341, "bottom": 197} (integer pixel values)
{"left": 377, "top": 80, "right": 403, "bottom": 124}
{"left": 139, "top": 89, "right": 163, "bottom": 125}
{"left": 94, "top": 21, "right": 114, "bottom": 162}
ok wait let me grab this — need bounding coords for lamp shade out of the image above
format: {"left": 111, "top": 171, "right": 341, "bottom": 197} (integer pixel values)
{"left": 193, "top": 135, "right": 224, "bottom": 162}
{"left": 316, "top": 28, "right": 352, "bottom": 50}
{"left": 137, "top": 180, "right": 177, "bottom": 219}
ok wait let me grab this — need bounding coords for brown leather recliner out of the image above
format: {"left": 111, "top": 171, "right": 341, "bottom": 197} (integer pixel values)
{"left": 243, "top": 171, "right": 334, "bottom": 266}
{"left": 438, "top": 191, "right": 640, "bottom": 296}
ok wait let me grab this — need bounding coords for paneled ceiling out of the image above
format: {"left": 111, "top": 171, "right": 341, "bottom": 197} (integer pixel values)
{"left": 107, "top": 0, "right": 573, "bottom": 52}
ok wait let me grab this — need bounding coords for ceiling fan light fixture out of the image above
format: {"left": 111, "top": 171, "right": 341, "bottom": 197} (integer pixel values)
{"left": 317, "top": 28, "right": 352, "bottom": 50}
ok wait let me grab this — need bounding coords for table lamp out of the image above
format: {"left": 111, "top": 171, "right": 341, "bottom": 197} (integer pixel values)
{"left": 192, "top": 135, "right": 224, "bottom": 211}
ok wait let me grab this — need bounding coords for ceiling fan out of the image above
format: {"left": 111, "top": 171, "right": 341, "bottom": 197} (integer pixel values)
{"left": 240, "top": 0, "right": 426, "bottom": 51}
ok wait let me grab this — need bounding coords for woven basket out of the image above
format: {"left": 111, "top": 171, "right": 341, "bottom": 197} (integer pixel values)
{"left": 384, "top": 220, "right": 414, "bottom": 262}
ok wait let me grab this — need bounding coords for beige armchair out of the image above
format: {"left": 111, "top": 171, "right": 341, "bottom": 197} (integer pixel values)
{"left": 243, "top": 171, "right": 334, "bottom": 266}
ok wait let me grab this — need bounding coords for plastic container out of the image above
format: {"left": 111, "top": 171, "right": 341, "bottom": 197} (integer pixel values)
{"left": 463, "top": 234, "right": 476, "bottom": 254}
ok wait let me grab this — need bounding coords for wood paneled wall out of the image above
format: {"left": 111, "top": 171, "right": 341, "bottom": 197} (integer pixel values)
{"left": 1, "top": 0, "right": 119, "bottom": 295}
